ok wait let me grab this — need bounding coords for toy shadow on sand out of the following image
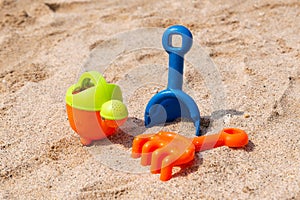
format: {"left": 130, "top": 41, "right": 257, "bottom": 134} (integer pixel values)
{"left": 93, "top": 108, "right": 251, "bottom": 148}
{"left": 90, "top": 109, "right": 254, "bottom": 181}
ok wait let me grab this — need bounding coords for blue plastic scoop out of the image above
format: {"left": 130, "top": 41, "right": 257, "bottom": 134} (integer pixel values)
{"left": 144, "top": 25, "right": 201, "bottom": 136}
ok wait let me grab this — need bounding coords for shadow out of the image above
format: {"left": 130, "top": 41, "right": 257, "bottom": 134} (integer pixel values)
{"left": 201, "top": 109, "right": 244, "bottom": 134}
{"left": 101, "top": 117, "right": 146, "bottom": 148}
{"left": 156, "top": 109, "right": 244, "bottom": 135}
{"left": 210, "top": 109, "right": 244, "bottom": 120}
{"left": 92, "top": 109, "right": 245, "bottom": 147}
{"left": 90, "top": 109, "right": 252, "bottom": 180}
{"left": 199, "top": 116, "right": 211, "bottom": 135}
{"left": 230, "top": 139, "right": 255, "bottom": 153}
{"left": 172, "top": 154, "right": 203, "bottom": 179}
{"left": 243, "top": 140, "right": 255, "bottom": 152}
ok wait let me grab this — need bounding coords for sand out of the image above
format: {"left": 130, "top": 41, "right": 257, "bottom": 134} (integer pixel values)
{"left": 0, "top": 0, "right": 299, "bottom": 199}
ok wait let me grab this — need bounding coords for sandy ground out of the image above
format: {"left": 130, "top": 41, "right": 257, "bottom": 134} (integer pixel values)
{"left": 0, "top": 0, "right": 300, "bottom": 199}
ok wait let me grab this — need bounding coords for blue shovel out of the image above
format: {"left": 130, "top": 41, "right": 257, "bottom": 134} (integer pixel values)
{"left": 144, "top": 25, "right": 201, "bottom": 136}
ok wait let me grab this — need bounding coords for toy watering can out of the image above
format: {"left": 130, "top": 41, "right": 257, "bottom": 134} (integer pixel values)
{"left": 144, "top": 25, "right": 201, "bottom": 136}
{"left": 66, "top": 71, "right": 128, "bottom": 145}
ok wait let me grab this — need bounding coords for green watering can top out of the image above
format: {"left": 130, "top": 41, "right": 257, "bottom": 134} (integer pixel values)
{"left": 66, "top": 71, "right": 128, "bottom": 120}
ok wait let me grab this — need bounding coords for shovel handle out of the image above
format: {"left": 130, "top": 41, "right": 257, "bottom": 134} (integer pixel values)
{"left": 193, "top": 128, "right": 248, "bottom": 152}
{"left": 162, "top": 25, "right": 193, "bottom": 57}
{"left": 162, "top": 25, "right": 193, "bottom": 90}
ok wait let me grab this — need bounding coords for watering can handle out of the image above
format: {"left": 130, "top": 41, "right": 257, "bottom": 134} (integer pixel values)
{"left": 77, "top": 71, "right": 106, "bottom": 88}
{"left": 162, "top": 25, "right": 193, "bottom": 90}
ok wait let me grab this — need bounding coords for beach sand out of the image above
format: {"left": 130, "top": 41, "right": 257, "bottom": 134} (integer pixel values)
{"left": 0, "top": 0, "right": 299, "bottom": 199}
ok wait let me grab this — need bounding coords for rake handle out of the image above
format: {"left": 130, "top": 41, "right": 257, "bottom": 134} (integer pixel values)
{"left": 192, "top": 128, "right": 249, "bottom": 152}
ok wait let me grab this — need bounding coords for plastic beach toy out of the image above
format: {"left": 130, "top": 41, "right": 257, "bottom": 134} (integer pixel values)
{"left": 132, "top": 128, "right": 248, "bottom": 181}
{"left": 66, "top": 71, "right": 128, "bottom": 145}
{"left": 144, "top": 25, "right": 201, "bottom": 136}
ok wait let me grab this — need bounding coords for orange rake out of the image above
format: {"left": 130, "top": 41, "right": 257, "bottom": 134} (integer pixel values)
{"left": 132, "top": 128, "right": 248, "bottom": 181}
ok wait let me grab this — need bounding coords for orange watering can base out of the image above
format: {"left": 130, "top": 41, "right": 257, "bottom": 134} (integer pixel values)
{"left": 131, "top": 128, "right": 248, "bottom": 181}
{"left": 66, "top": 104, "right": 127, "bottom": 145}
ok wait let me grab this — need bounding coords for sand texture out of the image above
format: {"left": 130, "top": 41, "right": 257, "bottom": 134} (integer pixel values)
{"left": 0, "top": 0, "right": 300, "bottom": 199}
